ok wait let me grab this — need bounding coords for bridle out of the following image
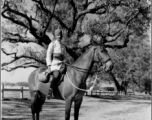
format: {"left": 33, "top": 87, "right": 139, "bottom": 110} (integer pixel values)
{"left": 64, "top": 47, "right": 111, "bottom": 92}
{"left": 94, "top": 47, "right": 111, "bottom": 66}
{"left": 63, "top": 47, "right": 111, "bottom": 74}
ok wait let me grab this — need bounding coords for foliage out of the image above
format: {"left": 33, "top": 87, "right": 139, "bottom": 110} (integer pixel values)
{"left": 144, "top": 78, "right": 151, "bottom": 94}
{"left": 109, "top": 34, "right": 151, "bottom": 92}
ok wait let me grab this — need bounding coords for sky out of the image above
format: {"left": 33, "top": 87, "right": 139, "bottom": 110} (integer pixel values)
{"left": 1, "top": 0, "right": 41, "bottom": 83}
{"left": 1, "top": 68, "right": 35, "bottom": 83}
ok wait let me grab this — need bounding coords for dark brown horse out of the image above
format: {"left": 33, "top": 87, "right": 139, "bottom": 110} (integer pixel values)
{"left": 28, "top": 45, "right": 113, "bottom": 120}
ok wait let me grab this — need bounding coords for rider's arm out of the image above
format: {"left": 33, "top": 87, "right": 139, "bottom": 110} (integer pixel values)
{"left": 46, "top": 42, "right": 54, "bottom": 66}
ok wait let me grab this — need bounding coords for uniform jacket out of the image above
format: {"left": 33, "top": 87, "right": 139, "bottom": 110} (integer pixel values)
{"left": 46, "top": 39, "right": 72, "bottom": 71}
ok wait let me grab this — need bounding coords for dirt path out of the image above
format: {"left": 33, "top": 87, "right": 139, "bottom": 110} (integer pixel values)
{"left": 79, "top": 96, "right": 151, "bottom": 120}
{"left": 2, "top": 95, "right": 151, "bottom": 120}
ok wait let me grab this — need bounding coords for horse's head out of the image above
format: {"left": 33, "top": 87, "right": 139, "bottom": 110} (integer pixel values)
{"left": 93, "top": 46, "right": 113, "bottom": 72}
{"left": 78, "top": 34, "right": 113, "bottom": 72}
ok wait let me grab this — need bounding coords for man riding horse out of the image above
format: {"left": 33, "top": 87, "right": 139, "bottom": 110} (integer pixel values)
{"left": 46, "top": 29, "right": 70, "bottom": 99}
{"left": 28, "top": 31, "right": 113, "bottom": 120}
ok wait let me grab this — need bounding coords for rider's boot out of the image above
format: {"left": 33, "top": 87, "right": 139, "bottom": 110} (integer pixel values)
{"left": 47, "top": 77, "right": 56, "bottom": 99}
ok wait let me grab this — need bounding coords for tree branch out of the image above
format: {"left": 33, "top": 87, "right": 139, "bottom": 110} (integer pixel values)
{"left": 2, "top": 10, "right": 28, "bottom": 29}
{"left": 1, "top": 65, "right": 39, "bottom": 72}
{"left": 1, "top": 48, "right": 46, "bottom": 66}
{"left": 2, "top": 38, "right": 36, "bottom": 44}
{"left": 105, "top": 33, "right": 131, "bottom": 49}
{"left": 2, "top": 1, "right": 35, "bottom": 30}
{"left": 4, "top": 32, "right": 25, "bottom": 38}
{"left": 2, "top": 1, "right": 52, "bottom": 46}
{"left": 2, "top": 1, "right": 44, "bottom": 43}
{"left": 104, "top": 9, "right": 141, "bottom": 46}
{"left": 126, "top": 11, "right": 140, "bottom": 26}
{"left": 42, "top": 0, "right": 58, "bottom": 36}
{"left": 32, "top": 0, "right": 49, "bottom": 15}
{"left": 105, "top": 29, "right": 124, "bottom": 42}
{"left": 32, "top": 0, "right": 69, "bottom": 30}
{"left": 70, "top": 0, "right": 77, "bottom": 13}
{"left": 76, "top": 4, "right": 106, "bottom": 19}
{"left": 83, "top": 0, "right": 93, "bottom": 9}
{"left": 69, "top": 0, "right": 78, "bottom": 34}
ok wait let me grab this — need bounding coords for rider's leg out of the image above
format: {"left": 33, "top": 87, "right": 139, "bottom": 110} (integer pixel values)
{"left": 44, "top": 65, "right": 51, "bottom": 80}
{"left": 50, "top": 70, "right": 60, "bottom": 88}
{"left": 47, "top": 70, "right": 60, "bottom": 99}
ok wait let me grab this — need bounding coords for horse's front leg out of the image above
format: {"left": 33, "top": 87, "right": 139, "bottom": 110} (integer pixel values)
{"left": 65, "top": 98, "right": 73, "bottom": 120}
{"left": 32, "top": 113, "right": 35, "bottom": 120}
{"left": 74, "top": 98, "right": 83, "bottom": 120}
{"left": 36, "top": 113, "right": 39, "bottom": 120}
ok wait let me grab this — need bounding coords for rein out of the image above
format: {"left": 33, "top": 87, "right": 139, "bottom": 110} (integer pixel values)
{"left": 62, "top": 47, "right": 111, "bottom": 92}
{"left": 66, "top": 72, "right": 98, "bottom": 92}
{"left": 64, "top": 63, "right": 106, "bottom": 92}
{"left": 63, "top": 62, "right": 105, "bottom": 74}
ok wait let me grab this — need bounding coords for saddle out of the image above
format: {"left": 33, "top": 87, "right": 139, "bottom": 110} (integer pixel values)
{"left": 37, "top": 70, "right": 65, "bottom": 95}
{"left": 37, "top": 64, "right": 66, "bottom": 96}
{"left": 39, "top": 71, "right": 64, "bottom": 85}
{"left": 38, "top": 70, "right": 52, "bottom": 83}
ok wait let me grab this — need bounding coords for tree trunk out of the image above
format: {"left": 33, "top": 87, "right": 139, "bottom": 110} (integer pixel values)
{"left": 108, "top": 72, "right": 121, "bottom": 92}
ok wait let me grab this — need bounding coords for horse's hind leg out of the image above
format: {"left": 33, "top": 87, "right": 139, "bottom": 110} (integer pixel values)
{"left": 31, "top": 110, "right": 39, "bottom": 120}
{"left": 32, "top": 112, "right": 35, "bottom": 120}
{"left": 30, "top": 91, "right": 46, "bottom": 120}
{"left": 36, "top": 113, "right": 39, "bottom": 120}
{"left": 31, "top": 108, "right": 39, "bottom": 120}
{"left": 74, "top": 98, "right": 83, "bottom": 120}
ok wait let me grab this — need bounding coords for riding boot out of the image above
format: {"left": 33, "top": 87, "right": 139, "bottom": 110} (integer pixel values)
{"left": 47, "top": 70, "right": 60, "bottom": 99}
{"left": 47, "top": 77, "right": 56, "bottom": 99}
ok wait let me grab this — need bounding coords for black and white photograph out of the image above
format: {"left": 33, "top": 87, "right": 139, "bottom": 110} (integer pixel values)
{"left": 1, "top": 0, "right": 151, "bottom": 120}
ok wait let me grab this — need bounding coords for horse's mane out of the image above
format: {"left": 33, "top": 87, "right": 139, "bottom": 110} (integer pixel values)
{"left": 73, "top": 46, "right": 95, "bottom": 65}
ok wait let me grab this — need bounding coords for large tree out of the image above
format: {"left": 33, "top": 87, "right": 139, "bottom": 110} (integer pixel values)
{"left": 110, "top": 34, "right": 151, "bottom": 92}
{"left": 1, "top": 0, "right": 151, "bottom": 73}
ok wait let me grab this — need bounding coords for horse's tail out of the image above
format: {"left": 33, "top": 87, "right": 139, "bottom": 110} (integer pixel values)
{"left": 28, "top": 68, "right": 46, "bottom": 114}
{"left": 31, "top": 90, "right": 45, "bottom": 114}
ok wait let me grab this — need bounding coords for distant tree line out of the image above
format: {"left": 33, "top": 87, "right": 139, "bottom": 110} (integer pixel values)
{"left": 2, "top": 82, "right": 28, "bottom": 87}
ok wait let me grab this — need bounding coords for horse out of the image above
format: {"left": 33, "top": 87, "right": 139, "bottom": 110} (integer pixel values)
{"left": 28, "top": 45, "right": 113, "bottom": 120}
